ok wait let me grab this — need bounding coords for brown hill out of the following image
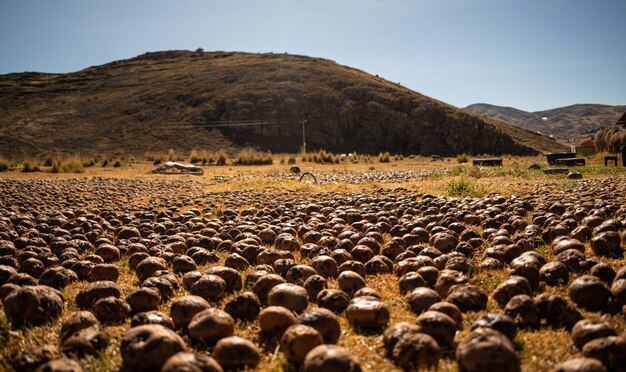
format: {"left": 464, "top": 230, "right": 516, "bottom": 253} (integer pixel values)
{"left": 0, "top": 50, "right": 566, "bottom": 160}
{"left": 465, "top": 103, "right": 626, "bottom": 143}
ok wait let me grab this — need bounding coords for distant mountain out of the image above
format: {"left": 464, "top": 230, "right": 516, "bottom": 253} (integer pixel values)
{"left": 0, "top": 50, "right": 566, "bottom": 160}
{"left": 464, "top": 103, "right": 626, "bottom": 143}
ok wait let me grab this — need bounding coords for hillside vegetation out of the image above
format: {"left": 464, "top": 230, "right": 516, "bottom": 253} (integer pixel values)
{"left": 465, "top": 103, "right": 626, "bottom": 143}
{"left": 0, "top": 50, "right": 566, "bottom": 160}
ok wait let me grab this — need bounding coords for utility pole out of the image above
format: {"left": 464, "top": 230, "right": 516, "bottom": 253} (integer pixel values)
{"left": 301, "top": 113, "right": 309, "bottom": 154}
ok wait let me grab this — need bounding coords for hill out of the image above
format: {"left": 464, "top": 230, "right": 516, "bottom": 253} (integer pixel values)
{"left": 465, "top": 103, "right": 626, "bottom": 143}
{"left": 0, "top": 50, "right": 566, "bottom": 160}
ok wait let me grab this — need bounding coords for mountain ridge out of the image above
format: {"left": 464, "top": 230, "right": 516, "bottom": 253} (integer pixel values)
{"left": 464, "top": 103, "right": 626, "bottom": 143}
{"left": 0, "top": 50, "right": 566, "bottom": 160}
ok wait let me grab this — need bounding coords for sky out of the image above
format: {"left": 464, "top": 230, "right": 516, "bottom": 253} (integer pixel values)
{"left": 0, "top": 0, "right": 624, "bottom": 112}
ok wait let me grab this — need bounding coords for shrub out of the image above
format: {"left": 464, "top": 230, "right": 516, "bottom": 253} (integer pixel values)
{"left": 456, "top": 153, "right": 469, "bottom": 163}
{"left": 113, "top": 161, "right": 122, "bottom": 167}
{"left": 102, "top": 159, "right": 109, "bottom": 167}
{"left": 153, "top": 159, "right": 162, "bottom": 165}
{"left": 43, "top": 155, "right": 54, "bottom": 167}
{"left": 378, "top": 152, "right": 390, "bottom": 163}
{"left": 287, "top": 157, "right": 296, "bottom": 165}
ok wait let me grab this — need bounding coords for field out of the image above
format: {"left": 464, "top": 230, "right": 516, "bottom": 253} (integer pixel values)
{"left": 0, "top": 154, "right": 625, "bottom": 371}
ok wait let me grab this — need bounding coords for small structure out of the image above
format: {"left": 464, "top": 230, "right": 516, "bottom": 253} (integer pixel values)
{"left": 472, "top": 158, "right": 502, "bottom": 166}
{"left": 150, "top": 161, "right": 204, "bottom": 175}
{"left": 604, "top": 156, "right": 618, "bottom": 166}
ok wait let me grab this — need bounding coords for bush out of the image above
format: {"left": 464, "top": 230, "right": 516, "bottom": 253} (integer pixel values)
{"left": 113, "top": 161, "right": 122, "bottom": 168}
{"left": 457, "top": 153, "right": 469, "bottom": 163}
{"left": 102, "top": 159, "right": 109, "bottom": 167}
{"left": 43, "top": 155, "right": 54, "bottom": 167}
{"left": 287, "top": 157, "right": 297, "bottom": 165}
{"left": 153, "top": 159, "right": 162, "bottom": 165}
{"left": 378, "top": 152, "right": 390, "bottom": 163}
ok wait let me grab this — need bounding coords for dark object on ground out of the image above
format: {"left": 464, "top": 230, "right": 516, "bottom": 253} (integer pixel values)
{"left": 555, "top": 158, "right": 585, "bottom": 166}
{"left": 546, "top": 153, "right": 576, "bottom": 165}
{"left": 473, "top": 158, "right": 502, "bottom": 166}
{"left": 150, "top": 162, "right": 204, "bottom": 175}
{"left": 543, "top": 168, "right": 570, "bottom": 175}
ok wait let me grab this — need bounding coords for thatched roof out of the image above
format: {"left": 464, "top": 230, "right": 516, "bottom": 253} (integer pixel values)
{"left": 616, "top": 112, "right": 626, "bottom": 128}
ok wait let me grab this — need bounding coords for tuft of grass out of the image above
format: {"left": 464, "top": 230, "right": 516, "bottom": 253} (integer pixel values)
{"left": 378, "top": 152, "right": 390, "bottom": 163}
{"left": 167, "top": 148, "right": 177, "bottom": 162}
{"left": 113, "top": 160, "right": 122, "bottom": 168}
{"left": 189, "top": 149, "right": 201, "bottom": 164}
{"left": 215, "top": 149, "right": 227, "bottom": 166}
{"left": 304, "top": 149, "right": 340, "bottom": 164}
{"left": 43, "top": 155, "right": 54, "bottom": 167}
{"left": 0, "top": 158, "right": 9, "bottom": 172}
{"left": 445, "top": 177, "right": 486, "bottom": 197}
{"left": 234, "top": 148, "right": 273, "bottom": 166}
{"left": 21, "top": 160, "right": 41, "bottom": 173}
{"left": 60, "top": 157, "right": 85, "bottom": 173}
{"left": 456, "top": 153, "right": 469, "bottom": 163}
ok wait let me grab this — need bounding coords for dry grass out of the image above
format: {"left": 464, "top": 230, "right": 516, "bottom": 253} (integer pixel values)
{"left": 0, "top": 155, "right": 625, "bottom": 371}
{"left": 234, "top": 148, "right": 273, "bottom": 166}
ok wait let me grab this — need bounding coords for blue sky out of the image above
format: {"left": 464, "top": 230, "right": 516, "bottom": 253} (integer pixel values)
{"left": 1, "top": 0, "right": 624, "bottom": 112}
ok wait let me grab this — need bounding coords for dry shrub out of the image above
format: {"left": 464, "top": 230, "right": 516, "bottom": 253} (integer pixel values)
{"left": 457, "top": 153, "right": 469, "bottom": 163}
{"left": 234, "top": 148, "right": 272, "bottom": 165}
{"left": 378, "top": 152, "right": 390, "bottom": 163}
{"left": 113, "top": 160, "right": 122, "bottom": 167}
